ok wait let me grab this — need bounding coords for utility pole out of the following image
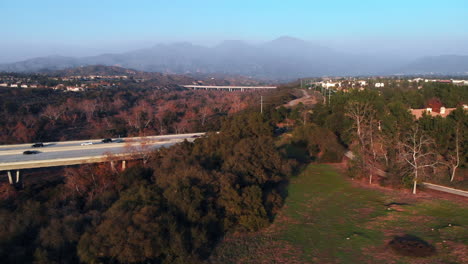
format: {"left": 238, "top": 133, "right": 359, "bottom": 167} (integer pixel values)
{"left": 261, "top": 96, "right": 263, "bottom": 114}
{"left": 328, "top": 88, "right": 331, "bottom": 105}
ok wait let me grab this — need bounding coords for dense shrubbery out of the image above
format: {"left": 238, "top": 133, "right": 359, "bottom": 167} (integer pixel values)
{"left": 0, "top": 111, "right": 292, "bottom": 264}
{"left": 288, "top": 124, "right": 345, "bottom": 162}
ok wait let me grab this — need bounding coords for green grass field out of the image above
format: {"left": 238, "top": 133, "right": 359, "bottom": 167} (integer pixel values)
{"left": 209, "top": 164, "right": 468, "bottom": 264}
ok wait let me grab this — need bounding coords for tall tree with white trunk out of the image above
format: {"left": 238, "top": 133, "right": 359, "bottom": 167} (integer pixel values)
{"left": 398, "top": 125, "right": 439, "bottom": 194}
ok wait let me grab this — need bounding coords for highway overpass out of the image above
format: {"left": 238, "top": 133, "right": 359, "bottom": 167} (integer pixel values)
{"left": 0, "top": 133, "right": 204, "bottom": 184}
{"left": 182, "top": 85, "right": 277, "bottom": 91}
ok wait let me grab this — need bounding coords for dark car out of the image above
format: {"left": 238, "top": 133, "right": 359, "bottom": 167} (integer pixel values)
{"left": 23, "top": 150, "right": 40, "bottom": 155}
{"left": 32, "top": 143, "right": 44, "bottom": 148}
{"left": 102, "top": 138, "right": 113, "bottom": 143}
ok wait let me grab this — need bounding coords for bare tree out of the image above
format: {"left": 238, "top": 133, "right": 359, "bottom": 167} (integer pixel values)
{"left": 447, "top": 124, "right": 461, "bottom": 182}
{"left": 42, "top": 104, "right": 66, "bottom": 121}
{"left": 199, "top": 106, "right": 212, "bottom": 126}
{"left": 346, "top": 101, "right": 385, "bottom": 184}
{"left": 398, "top": 126, "right": 439, "bottom": 194}
{"left": 80, "top": 99, "right": 98, "bottom": 121}
{"left": 346, "top": 101, "right": 375, "bottom": 145}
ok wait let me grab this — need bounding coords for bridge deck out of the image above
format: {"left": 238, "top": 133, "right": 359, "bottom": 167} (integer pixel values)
{"left": 183, "top": 85, "right": 276, "bottom": 89}
{"left": 0, "top": 133, "right": 204, "bottom": 171}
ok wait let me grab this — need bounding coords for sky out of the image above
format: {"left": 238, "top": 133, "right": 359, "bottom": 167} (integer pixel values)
{"left": 1, "top": 0, "right": 468, "bottom": 62}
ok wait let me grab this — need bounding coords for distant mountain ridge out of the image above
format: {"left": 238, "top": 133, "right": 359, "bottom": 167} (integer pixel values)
{"left": 1, "top": 37, "right": 468, "bottom": 79}
{"left": 51, "top": 65, "right": 140, "bottom": 76}
{"left": 399, "top": 55, "right": 468, "bottom": 74}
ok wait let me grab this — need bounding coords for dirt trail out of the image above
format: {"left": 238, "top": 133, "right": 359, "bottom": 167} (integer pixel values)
{"left": 283, "top": 89, "right": 320, "bottom": 108}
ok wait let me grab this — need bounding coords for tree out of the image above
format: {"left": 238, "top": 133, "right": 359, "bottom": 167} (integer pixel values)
{"left": 445, "top": 107, "right": 468, "bottom": 181}
{"left": 398, "top": 126, "right": 439, "bottom": 194}
{"left": 447, "top": 124, "right": 461, "bottom": 182}
{"left": 345, "top": 100, "right": 384, "bottom": 184}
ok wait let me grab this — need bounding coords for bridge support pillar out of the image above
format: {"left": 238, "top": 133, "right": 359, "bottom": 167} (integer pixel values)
{"left": 110, "top": 161, "right": 117, "bottom": 172}
{"left": 7, "top": 171, "right": 13, "bottom": 185}
{"left": 16, "top": 170, "right": 21, "bottom": 184}
{"left": 122, "top": 160, "right": 126, "bottom": 171}
{"left": 6, "top": 170, "right": 21, "bottom": 185}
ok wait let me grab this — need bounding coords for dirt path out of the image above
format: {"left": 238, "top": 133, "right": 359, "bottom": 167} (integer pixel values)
{"left": 283, "top": 89, "right": 319, "bottom": 108}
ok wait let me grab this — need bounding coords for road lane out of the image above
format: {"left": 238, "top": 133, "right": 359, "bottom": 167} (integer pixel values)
{"left": 0, "top": 133, "right": 205, "bottom": 151}
{"left": 0, "top": 133, "right": 204, "bottom": 171}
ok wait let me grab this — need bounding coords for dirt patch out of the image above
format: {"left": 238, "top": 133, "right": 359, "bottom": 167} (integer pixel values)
{"left": 388, "top": 234, "right": 436, "bottom": 257}
{"left": 446, "top": 241, "right": 468, "bottom": 264}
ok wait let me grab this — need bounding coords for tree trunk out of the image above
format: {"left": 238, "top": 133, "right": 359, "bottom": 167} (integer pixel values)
{"left": 451, "top": 126, "right": 460, "bottom": 182}
{"left": 450, "top": 166, "right": 458, "bottom": 182}
{"left": 369, "top": 174, "right": 372, "bottom": 184}
{"left": 412, "top": 180, "right": 417, "bottom": 194}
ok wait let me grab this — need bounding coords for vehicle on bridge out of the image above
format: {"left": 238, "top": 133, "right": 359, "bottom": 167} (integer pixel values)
{"left": 23, "top": 150, "right": 40, "bottom": 155}
{"left": 102, "top": 138, "right": 113, "bottom": 143}
{"left": 80, "top": 142, "right": 93, "bottom": 146}
{"left": 32, "top": 143, "right": 44, "bottom": 148}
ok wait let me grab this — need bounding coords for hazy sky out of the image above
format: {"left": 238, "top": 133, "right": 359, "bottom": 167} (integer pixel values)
{"left": 1, "top": 0, "right": 467, "bottom": 62}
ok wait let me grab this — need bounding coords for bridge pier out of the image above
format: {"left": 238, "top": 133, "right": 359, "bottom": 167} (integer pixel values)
{"left": 6, "top": 170, "right": 22, "bottom": 185}
{"left": 7, "top": 171, "right": 13, "bottom": 184}
{"left": 110, "top": 161, "right": 117, "bottom": 172}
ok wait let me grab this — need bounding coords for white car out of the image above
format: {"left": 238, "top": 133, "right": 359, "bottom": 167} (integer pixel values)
{"left": 80, "top": 142, "right": 93, "bottom": 146}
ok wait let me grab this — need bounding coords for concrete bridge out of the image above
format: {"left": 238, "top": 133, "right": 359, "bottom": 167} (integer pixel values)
{"left": 0, "top": 133, "right": 204, "bottom": 185}
{"left": 182, "top": 85, "right": 277, "bottom": 91}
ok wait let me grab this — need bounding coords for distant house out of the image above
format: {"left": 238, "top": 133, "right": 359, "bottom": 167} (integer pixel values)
{"left": 410, "top": 106, "right": 462, "bottom": 119}
{"left": 375, "top": 83, "right": 385, "bottom": 88}
{"left": 54, "top": 84, "right": 65, "bottom": 90}
{"left": 66, "top": 86, "right": 84, "bottom": 92}
{"left": 410, "top": 78, "right": 424, "bottom": 82}
{"left": 436, "top": 80, "right": 452, "bottom": 84}
{"left": 452, "top": 80, "right": 468, "bottom": 86}
{"left": 358, "top": 80, "right": 367, "bottom": 86}
{"left": 321, "top": 82, "right": 341, "bottom": 88}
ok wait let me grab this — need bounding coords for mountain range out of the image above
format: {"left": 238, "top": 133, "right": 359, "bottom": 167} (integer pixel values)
{"left": 1, "top": 37, "right": 468, "bottom": 79}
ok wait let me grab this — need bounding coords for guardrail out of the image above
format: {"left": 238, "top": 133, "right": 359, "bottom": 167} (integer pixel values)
{"left": 421, "top": 182, "right": 468, "bottom": 198}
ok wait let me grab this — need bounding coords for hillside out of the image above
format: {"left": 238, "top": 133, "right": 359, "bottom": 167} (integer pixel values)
{"left": 47, "top": 65, "right": 270, "bottom": 86}
{"left": 51, "top": 65, "right": 140, "bottom": 76}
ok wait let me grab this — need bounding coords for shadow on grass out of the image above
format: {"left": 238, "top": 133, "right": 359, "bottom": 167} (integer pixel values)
{"left": 388, "top": 234, "right": 436, "bottom": 257}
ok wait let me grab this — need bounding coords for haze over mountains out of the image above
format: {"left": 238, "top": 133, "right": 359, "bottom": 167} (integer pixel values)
{"left": 1, "top": 37, "right": 468, "bottom": 80}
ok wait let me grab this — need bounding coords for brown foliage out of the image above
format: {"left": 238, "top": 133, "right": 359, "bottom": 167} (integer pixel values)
{"left": 63, "top": 163, "right": 118, "bottom": 200}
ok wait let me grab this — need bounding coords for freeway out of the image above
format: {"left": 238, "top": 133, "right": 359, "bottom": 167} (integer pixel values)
{"left": 182, "top": 85, "right": 276, "bottom": 91}
{"left": 0, "top": 133, "right": 204, "bottom": 171}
